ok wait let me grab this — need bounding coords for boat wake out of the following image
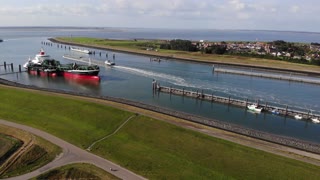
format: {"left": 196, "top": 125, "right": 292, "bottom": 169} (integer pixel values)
{"left": 115, "top": 66, "right": 186, "bottom": 85}
{"left": 114, "top": 65, "right": 320, "bottom": 114}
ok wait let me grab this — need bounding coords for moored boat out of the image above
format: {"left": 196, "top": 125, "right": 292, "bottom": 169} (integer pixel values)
{"left": 71, "top": 47, "right": 92, "bottom": 54}
{"left": 294, "top": 114, "right": 303, "bottom": 120}
{"left": 311, "top": 117, "right": 320, "bottom": 123}
{"left": 247, "top": 104, "right": 263, "bottom": 112}
{"left": 271, "top": 109, "right": 280, "bottom": 115}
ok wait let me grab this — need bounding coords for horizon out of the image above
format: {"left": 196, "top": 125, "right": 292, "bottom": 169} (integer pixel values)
{"left": 1, "top": 0, "right": 320, "bottom": 33}
{"left": 1, "top": 26, "right": 320, "bottom": 34}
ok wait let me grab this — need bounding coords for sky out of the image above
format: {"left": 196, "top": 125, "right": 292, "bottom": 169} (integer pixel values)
{"left": 0, "top": 0, "right": 319, "bottom": 32}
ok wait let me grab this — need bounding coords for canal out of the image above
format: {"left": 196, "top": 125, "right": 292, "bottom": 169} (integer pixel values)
{"left": 1, "top": 29, "right": 320, "bottom": 143}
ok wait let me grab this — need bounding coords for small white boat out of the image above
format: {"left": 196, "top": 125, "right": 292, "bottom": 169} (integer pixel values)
{"left": 311, "top": 117, "right": 320, "bottom": 123}
{"left": 294, "top": 114, "right": 303, "bottom": 120}
{"left": 71, "top": 47, "right": 92, "bottom": 54}
{"left": 271, "top": 109, "right": 280, "bottom": 115}
{"left": 105, "top": 60, "right": 115, "bottom": 66}
{"left": 247, "top": 104, "right": 263, "bottom": 113}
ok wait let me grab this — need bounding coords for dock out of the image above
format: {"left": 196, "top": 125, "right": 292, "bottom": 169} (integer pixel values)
{"left": 153, "top": 82, "right": 320, "bottom": 121}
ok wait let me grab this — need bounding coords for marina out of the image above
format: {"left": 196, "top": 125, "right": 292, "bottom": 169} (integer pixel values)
{"left": 154, "top": 83, "right": 320, "bottom": 122}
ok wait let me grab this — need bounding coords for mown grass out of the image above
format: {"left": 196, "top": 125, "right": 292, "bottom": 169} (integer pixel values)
{"left": 56, "top": 37, "right": 320, "bottom": 72}
{"left": 60, "top": 37, "right": 161, "bottom": 49}
{"left": 92, "top": 116, "right": 320, "bottom": 179}
{"left": 33, "top": 163, "right": 119, "bottom": 180}
{"left": 0, "top": 85, "right": 320, "bottom": 179}
{"left": 0, "top": 86, "right": 133, "bottom": 149}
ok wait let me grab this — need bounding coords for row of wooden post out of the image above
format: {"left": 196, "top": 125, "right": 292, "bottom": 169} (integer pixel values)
{"left": 54, "top": 43, "right": 116, "bottom": 59}
{"left": 0, "top": 62, "right": 22, "bottom": 73}
{"left": 154, "top": 82, "right": 296, "bottom": 117}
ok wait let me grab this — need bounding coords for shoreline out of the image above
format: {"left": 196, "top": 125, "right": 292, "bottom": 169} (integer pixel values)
{"left": 50, "top": 38, "right": 320, "bottom": 76}
{"left": 1, "top": 78, "right": 320, "bottom": 156}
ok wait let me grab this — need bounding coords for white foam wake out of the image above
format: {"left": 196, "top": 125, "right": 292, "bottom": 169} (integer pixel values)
{"left": 115, "top": 66, "right": 186, "bottom": 85}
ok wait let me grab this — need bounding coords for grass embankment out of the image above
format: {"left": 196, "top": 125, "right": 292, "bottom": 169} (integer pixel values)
{"left": 0, "top": 85, "right": 320, "bottom": 179}
{"left": 55, "top": 37, "right": 320, "bottom": 73}
{"left": 0, "top": 124, "right": 61, "bottom": 178}
{"left": 33, "top": 163, "right": 119, "bottom": 180}
{"left": 0, "top": 134, "right": 22, "bottom": 165}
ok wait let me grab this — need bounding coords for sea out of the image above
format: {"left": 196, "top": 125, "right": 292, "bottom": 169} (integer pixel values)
{"left": 1, "top": 27, "right": 320, "bottom": 143}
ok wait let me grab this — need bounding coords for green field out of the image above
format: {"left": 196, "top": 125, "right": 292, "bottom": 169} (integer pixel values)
{"left": 33, "top": 163, "right": 119, "bottom": 180}
{"left": 0, "top": 85, "right": 320, "bottom": 179}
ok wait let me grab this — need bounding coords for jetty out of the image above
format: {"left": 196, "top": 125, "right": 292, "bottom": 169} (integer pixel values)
{"left": 153, "top": 82, "right": 320, "bottom": 121}
{"left": 213, "top": 65, "right": 320, "bottom": 85}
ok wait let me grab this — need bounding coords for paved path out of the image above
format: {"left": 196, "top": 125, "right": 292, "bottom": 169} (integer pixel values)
{"left": 0, "top": 119, "right": 146, "bottom": 180}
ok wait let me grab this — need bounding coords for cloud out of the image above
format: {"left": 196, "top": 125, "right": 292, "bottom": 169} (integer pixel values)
{"left": 290, "top": 5, "right": 300, "bottom": 13}
{"left": 229, "top": 0, "right": 246, "bottom": 11}
{"left": 0, "top": 0, "right": 319, "bottom": 32}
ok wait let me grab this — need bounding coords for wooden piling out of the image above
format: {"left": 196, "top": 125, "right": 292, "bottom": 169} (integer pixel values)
{"left": 11, "top": 63, "right": 13, "bottom": 71}
{"left": 4, "top": 62, "right": 6, "bottom": 70}
{"left": 154, "top": 85, "right": 320, "bottom": 120}
{"left": 19, "top": 65, "right": 21, "bottom": 72}
{"left": 265, "top": 102, "right": 268, "bottom": 109}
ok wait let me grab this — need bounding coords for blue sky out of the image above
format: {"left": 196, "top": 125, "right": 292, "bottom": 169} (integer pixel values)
{"left": 0, "top": 0, "right": 319, "bottom": 32}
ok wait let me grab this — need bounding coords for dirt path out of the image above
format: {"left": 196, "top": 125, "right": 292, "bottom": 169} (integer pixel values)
{"left": 87, "top": 114, "right": 137, "bottom": 151}
{"left": 0, "top": 119, "right": 146, "bottom": 180}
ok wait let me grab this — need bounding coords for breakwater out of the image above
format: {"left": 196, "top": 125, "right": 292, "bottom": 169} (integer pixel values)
{"left": 214, "top": 66, "right": 320, "bottom": 85}
{"left": 1, "top": 78, "right": 320, "bottom": 155}
{"left": 154, "top": 84, "right": 320, "bottom": 121}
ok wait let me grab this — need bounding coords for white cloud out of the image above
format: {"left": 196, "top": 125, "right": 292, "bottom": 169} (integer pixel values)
{"left": 229, "top": 0, "right": 246, "bottom": 11}
{"left": 0, "top": 0, "right": 319, "bottom": 32}
{"left": 290, "top": 5, "right": 300, "bottom": 13}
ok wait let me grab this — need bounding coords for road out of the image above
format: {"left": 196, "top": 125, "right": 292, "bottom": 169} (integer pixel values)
{"left": 0, "top": 119, "right": 146, "bottom": 180}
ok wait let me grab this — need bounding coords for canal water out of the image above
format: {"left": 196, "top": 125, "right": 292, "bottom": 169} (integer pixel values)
{"left": 1, "top": 27, "right": 320, "bottom": 143}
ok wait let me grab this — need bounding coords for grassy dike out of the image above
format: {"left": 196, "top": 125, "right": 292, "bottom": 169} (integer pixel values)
{"left": 0, "top": 85, "right": 320, "bottom": 179}
{"left": 54, "top": 37, "right": 320, "bottom": 74}
{"left": 0, "top": 124, "right": 61, "bottom": 178}
{"left": 33, "top": 163, "right": 119, "bottom": 180}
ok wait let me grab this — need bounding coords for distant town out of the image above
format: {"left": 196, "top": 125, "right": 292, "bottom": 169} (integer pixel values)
{"left": 158, "top": 39, "right": 320, "bottom": 66}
